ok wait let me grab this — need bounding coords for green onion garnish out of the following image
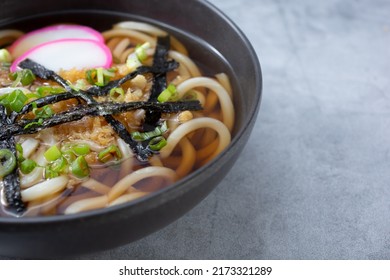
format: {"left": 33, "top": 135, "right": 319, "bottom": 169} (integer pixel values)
{"left": 71, "top": 156, "right": 90, "bottom": 178}
{"left": 157, "top": 84, "right": 178, "bottom": 103}
{"left": 37, "top": 86, "right": 65, "bottom": 96}
{"left": 23, "top": 119, "right": 43, "bottom": 129}
{"left": 98, "top": 145, "right": 122, "bottom": 163}
{"left": 0, "top": 49, "right": 12, "bottom": 63}
{"left": 44, "top": 166, "right": 59, "bottom": 179}
{"left": 86, "top": 67, "right": 116, "bottom": 87}
{"left": 109, "top": 87, "right": 125, "bottom": 101}
{"left": 50, "top": 156, "right": 68, "bottom": 173}
{"left": 15, "top": 143, "right": 24, "bottom": 162}
{"left": 135, "top": 42, "right": 150, "bottom": 62}
{"left": 0, "top": 149, "right": 17, "bottom": 178}
{"left": 131, "top": 121, "right": 168, "bottom": 141}
{"left": 148, "top": 136, "right": 167, "bottom": 151}
{"left": 33, "top": 105, "right": 54, "bottom": 119}
{"left": 126, "top": 54, "right": 141, "bottom": 72}
{"left": 71, "top": 144, "right": 90, "bottom": 156}
{"left": 20, "top": 159, "right": 37, "bottom": 174}
{"left": 0, "top": 89, "right": 28, "bottom": 113}
{"left": 9, "top": 69, "right": 36, "bottom": 87}
{"left": 61, "top": 150, "right": 76, "bottom": 163}
{"left": 44, "top": 145, "right": 62, "bottom": 162}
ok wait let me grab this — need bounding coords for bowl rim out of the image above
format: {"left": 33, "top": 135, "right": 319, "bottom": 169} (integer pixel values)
{"left": 0, "top": 0, "right": 262, "bottom": 225}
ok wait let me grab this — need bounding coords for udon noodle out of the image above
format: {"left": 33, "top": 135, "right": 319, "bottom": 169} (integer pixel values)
{"left": 0, "top": 21, "right": 234, "bottom": 217}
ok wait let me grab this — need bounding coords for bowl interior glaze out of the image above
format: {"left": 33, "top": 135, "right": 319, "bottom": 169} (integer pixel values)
{"left": 0, "top": 0, "right": 262, "bottom": 258}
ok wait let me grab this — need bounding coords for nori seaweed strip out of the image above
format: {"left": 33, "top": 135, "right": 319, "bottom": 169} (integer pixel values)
{"left": 2, "top": 101, "right": 202, "bottom": 140}
{"left": 0, "top": 105, "right": 25, "bottom": 215}
{"left": 143, "top": 36, "right": 171, "bottom": 131}
{"left": 19, "top": 59, "right": 71, "bottom": 90}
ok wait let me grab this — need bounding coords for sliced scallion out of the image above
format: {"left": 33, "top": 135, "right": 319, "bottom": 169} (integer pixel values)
{"left": 15, "top": 143, "right": 24, "bottom": 162}
{"left": 9, "top": 69, "right": 35, "bottom": 87}
{"left": 98, "top": 145, "right": 122, "bottom": 163}
{"left": 131, "top": 121, "right": 168, "bottom": 141}
{"left": 148, "top": 136, "right": 167, "bottom": 151}
{"left": 109, "top": 87, "right": 125, "bottom": 101}
{"left": 37, "top": 86, "right": 65, "bottom": 96}
{"left": 0, "top": 89, "right": 28, "bottom": 113}
{"left": 71, "top": 144, "right": 90, "bottom": 156}
{"left": 86, "top": 67, "right": 115, "bottom": 87}
{"left": 135, "top": 42, "right": 150, "bottom": 62}
{"left": 0, "top": 49, "right": 12, "bottom": 63}
{"left": 0, "top": 149, "right": 17, "bottom": 177}
{"left": 44, "top": 145, "right": 62, "bottom": 162}
{"left": 71, "top": 156, "right": 90, "bottom": 178}
{"left": 20, "top": 159, "right": 37, "bottom": 174}
{"left": 45, "top": 166, "right": 59, "bottom": 179}
{"left": 50, "top": 156, "right": 68, "bottom": 173}
{"left": 157, "top": 84, "right": 178, "bottom": 103}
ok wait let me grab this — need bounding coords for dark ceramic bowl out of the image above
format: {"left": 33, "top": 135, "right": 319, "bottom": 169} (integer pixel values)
{"left": 0, "top": 0, "right": 262, "bottom": 258}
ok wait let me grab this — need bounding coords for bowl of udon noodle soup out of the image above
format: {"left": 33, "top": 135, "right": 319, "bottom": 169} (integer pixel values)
{"left": 0, "top": 0, "right": 262, "bottom": 258}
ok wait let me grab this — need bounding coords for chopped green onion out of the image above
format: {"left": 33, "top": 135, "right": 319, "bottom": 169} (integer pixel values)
{"left": 74, "top": 79, "right": 88, "bottom": 91}
{"left": 71, "top": 156, "right": 90, "bottom": 178}
{"left": 33, "top": 105, "right": 54, "bottom": 119}
{"left": 44, "top": 145, "right": 62, "bottom": 162}
{"left": 0, "top": 89, "right": 28, "bottom": 113}
{"left": 135, "top": 42, "right": 150, "bottom": 62}
{"left": 126, "top": 54, "right": 142, "bottom": 72}
{"left": 9, "top": 69, "right": 35, "bottom": 87}
{"left": 98, "top": 145, "right": 122, "bottom": 163}
{"left": 0, "top": 149, "right": 17, "bottom": 177}
{"left": 157, "top": 84, "right": 178, "bottom": 103}
{"left": 71, "top": 144, "right": 90, "bottom": 156}
{"left": 103, "top": 68, "right": 116, "bottom": 77}
{"left": 66, "top": 80, "right": 81, "bottom": 92}
{"left": 37, "top": 86, "right": 65, "bottom": 96}
{"left": 85, "top": 69, "right": 97, "bottom": 85}
{"left": 23, "top": 119, "right": 43, "bottom": 129}
{"left": 109, "top": 87, "right": 125, "bottom": 101}
{"left": 86, "top": 67, "right": 115, "bottom": 87}
{"left": 25, "top": 93, "right": 42, "bottom": 100}
{"left": 131, "top": 121, "right": 168, "bottom": 141}
{"left": 96, "top": 68, "right": 104, "bottom": 86}
{"left": 45, "top": 166, "right": 59, "bottom": 179}
{"left": 61, "top": 143, "right": 90, "bottom": 157}
{"left": 148, "top": 136, "right": 167, "bottom": 151}
{"left": 50, "top": 156, "right": 68, "bottom": 173}
{"left": 23, "top": 104, "right": 53, "bottom": 129}
{"left": 20, "top": 159, "right": 37, "bottom": 174}
{"left": 15, "top": 143, "right": 24, "bottom": 162}
{"left": 61, "top": 149, "right": 76, "bottom": 163}
{"left": 0, "top": 49, "right": 12, "bottom": 63}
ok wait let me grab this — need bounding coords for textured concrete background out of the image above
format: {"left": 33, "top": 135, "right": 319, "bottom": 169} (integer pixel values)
{"left": 3, "top": 0, "right": 390, "bottom": 259}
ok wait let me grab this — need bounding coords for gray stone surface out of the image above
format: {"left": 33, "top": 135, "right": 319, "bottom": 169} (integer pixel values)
{"left": 79, "top": 0, "right": 390, "bottom": 259}
{"left": 4, "top": 0, "right": 390, "bottom": 259}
